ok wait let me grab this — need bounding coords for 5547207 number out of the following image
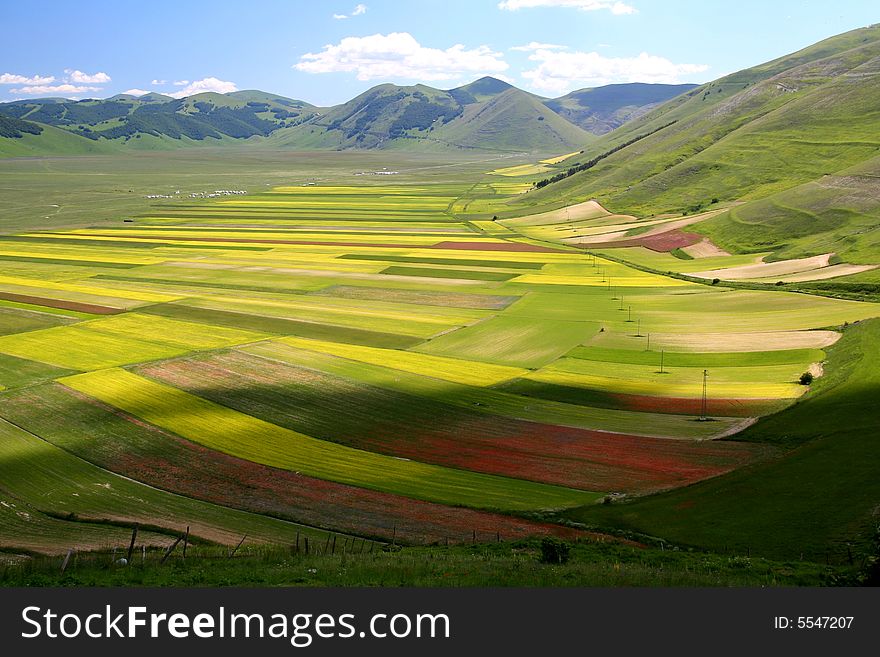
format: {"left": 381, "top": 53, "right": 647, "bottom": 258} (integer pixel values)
{"left": 774, "top": 616, "right": 854, "bottom": 629}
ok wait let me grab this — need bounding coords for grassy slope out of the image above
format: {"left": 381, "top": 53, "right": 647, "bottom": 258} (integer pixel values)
{"left": 508, "top": 26, "right": 880, "bottom": 258}
{"left": 696, "top": 154, "right": 880, "bottom": 266}
{"left": 562, "top": 318, "right": 880, "bottom": 563}
{"left": 432, "top": 89, "right": 593, "bottom": 152}
{"left": 0, "top": 123, "right": 119, "bottom": 157}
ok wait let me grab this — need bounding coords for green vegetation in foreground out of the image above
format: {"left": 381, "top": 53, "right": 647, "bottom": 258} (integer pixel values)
{"left": 561, "top": 318, "right": 880, "bottom": 563}
{"left": 0, "top": 539, "right": 854, "bottom": 588}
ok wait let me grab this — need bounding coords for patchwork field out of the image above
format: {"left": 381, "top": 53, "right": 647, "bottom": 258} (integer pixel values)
{"left": 1, "top": 169, "right": 878, "bottom": 559}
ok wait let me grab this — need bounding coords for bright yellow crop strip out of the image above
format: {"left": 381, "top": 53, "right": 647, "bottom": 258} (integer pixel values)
{"left": 82, "top": 313, "right": 269, "bottom": 351}
{"left": 0, "top": 249, "right": 165, "bottom": 266}
{"left": 218, "top": 200, "right": 453, "bottom": 208}
{"left": 277, "top": 336, "right": 528, "bottom": 386}
{"left": 490, "top": 164, "right": 550, "bottom": 177}
{"left": 510, "top": 273, "right": 693, "bottom": 287}
{"left": 58, "top": 369, "right": 597, "bottom": 511}
{"left": 267, "top": 186, "right": 434, "bottom": 194}
{"left": 0, "top": 274, "right": 179, "bottom": 303}
{"left": 524, "top": 369, "right": 804, "bottom": 399}
{"left": 471, "top": 221, "right": 514, "bottom": 232}
{"left": 540, "top": 152, "right": 581, "bottom": 165}
{"left": 0, "top": 326, "right": 184, "bottom": 370}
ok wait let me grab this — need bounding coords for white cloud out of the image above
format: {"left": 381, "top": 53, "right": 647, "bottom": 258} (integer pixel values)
{"left": 65, "top": 69, "right": 112, "bottom": 83}
{"left": 151, "top": 79, "right": 167, "bottom": 85}
{"left": 295, "top": 32, "right": 508, "bottom": 82}
{"left": 334, "top": 3, "right": 366, "bottom": 19}
{"left": 122, "top": 88, "right": 151, "bottom": 97}
{"left": 166, "top": 76, "right": 238, "bottom": 98}
{"left": 0, "top": 73, "right": 55, "bottom": 85}
{"left": 173, "top": 80, "right": 190, "bottom": 86}
{"left": 522, "top": 49, "right": 708, "bottom": 94}
{"left": 499, "top": 0, "right": 637, "bottom": 14}
{"left": 11, "top": 84, "right": 101, "bottom": 97}
{"left": 510, "top": 42, "right": 567, "bottom": 52}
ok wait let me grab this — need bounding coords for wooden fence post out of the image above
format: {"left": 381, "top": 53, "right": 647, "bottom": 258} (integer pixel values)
{"left": 126, "top": 524, "right": 139, "bottom": 563}
{"left": 161, "top": 535, "right": 184, "bottom": 564}
{"left": 60, "top": 549, "right": 73, "bottom": 574}
{"left": 229, "top": 534, "right": 247, "bottom": 558}
{"left": 182, "top": 526, "right": 190, "bottom": 558}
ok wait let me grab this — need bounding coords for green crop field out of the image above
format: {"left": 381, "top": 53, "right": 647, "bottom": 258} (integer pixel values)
{"left": 0, "top": 141, "right": 877, "bottom": 581}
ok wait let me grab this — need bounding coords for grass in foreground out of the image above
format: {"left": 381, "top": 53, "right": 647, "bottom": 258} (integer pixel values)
{"left": 0, "top": 538, "right": 856, "bottom": 588}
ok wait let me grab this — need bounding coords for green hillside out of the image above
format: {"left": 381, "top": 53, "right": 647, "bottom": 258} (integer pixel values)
{"left": 268, "top": 83, "right": 464, "bottom": 149}
{"left": 696, "top": 154, "right": 880, "bottom": 270}
{"left": 0, "top": 120, "right": 119, "bottom": 157}
{"left": 449, "top": 76, "right": 516, "bottom": 103}
{"left": 0, "top": 91, "right": 318, "bottom": 148}
{"left": 432, "top": 87, "right": 593, "bottom": 151}
{"left": 515, "top": 24, "right": 880, "bottom": 259}
{"left": 268, "top": 79, "right": 592, "bottom": 152}
{"left": 544, "top": 83, "right": 697, "bottom": 134}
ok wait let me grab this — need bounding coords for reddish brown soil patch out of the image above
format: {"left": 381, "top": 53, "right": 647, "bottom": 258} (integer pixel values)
{"left": 587, "top": 230, "right": 703, "bottom": 252}
{"left": 609, "top": 393, "right": 783, "bottom": 418}
{"left": 0, "top": 291, "right": 122, "bottom": 315}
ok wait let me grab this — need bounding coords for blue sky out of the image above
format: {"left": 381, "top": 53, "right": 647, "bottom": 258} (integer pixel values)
{"left": 1, "top": 0, "right": 876, "bottom": 105}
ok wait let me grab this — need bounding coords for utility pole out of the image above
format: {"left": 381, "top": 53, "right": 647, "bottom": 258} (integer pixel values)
{"left": 636, "top": 318, "right": 642, "bottom": 337}
{"left": 627, "top": 306, "right": 633, "bottom": 322}
{"left": 659, "top": 349, "right": 665, "bottom": 374}
{"left": 646, "top": 333, "right": 651, "bottom": 351}
{"left": 700, "top": 369, "right": 709, "bottom": 421}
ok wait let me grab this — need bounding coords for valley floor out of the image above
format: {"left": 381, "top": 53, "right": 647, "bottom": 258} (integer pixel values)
{"left": 0, "top": 150, "right": 878, "bottom": 582}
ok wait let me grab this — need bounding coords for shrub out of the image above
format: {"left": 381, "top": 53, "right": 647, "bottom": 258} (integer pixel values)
{"left": 540, "top": 537, "right": 571, "bottom": 564}
{"left": 799, "top": 372, "right": 814, "bottom": 386}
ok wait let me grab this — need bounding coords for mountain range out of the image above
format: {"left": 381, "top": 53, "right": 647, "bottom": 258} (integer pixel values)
{"left": 0, "top": 79, "right": 694, "bottom": 156}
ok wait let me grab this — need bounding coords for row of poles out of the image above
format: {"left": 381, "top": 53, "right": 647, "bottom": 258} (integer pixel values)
{"left": 585, "top": 253, "right": 710, "bottom": 421}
